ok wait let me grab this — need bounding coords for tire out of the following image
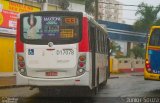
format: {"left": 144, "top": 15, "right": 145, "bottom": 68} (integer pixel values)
{"left": 106, "top": 66, "right": 110, "bottom": 78}
{"left": 94, "top": 69, "right": 99, "bottom": 94}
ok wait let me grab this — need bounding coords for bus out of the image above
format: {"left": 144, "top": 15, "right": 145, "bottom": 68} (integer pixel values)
{"left": 15, "top": 11, "right": 110, "bottom": 95}
{"left": 144, "top": 26, "right": 160, "bottom": 80}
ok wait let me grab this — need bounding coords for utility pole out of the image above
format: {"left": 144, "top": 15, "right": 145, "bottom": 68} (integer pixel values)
{"left": 39, "top": 0, "right": 48, "bottom": 11}
{"left": 95, "top": 0, "right": 98, "bottom": 20}
{"left": 19, "top": 0, "right": 23, "bottom": 3}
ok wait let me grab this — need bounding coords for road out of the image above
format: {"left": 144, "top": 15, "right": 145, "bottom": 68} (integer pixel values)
{"left": 96, "top": 73, "right": 160, "bottom": 97}
{"left": 1, "top": 73, "right": 160, "bottom": 103}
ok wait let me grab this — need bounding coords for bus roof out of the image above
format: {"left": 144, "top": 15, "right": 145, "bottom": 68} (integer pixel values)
{"left": 151, "top": 26, "right": 160, "bottom": 29}
{"left": 81, "top": 12, "right": 108, "bottom": 34}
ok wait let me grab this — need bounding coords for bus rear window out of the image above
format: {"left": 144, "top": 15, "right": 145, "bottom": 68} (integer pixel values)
{"left": 20, "top": 11, "right": 82, "bottom": 44}
{"left": 149, "top": 28, "right": 160, "bottom": 46}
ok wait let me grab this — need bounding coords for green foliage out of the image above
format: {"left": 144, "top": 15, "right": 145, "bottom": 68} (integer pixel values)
{"left": 127, "top": 49, "right": 132, "bottom": 58}
{"left": 69, "top": 0, "right": 85, "bottom": 4}
{"left": 130, "top": 44, "right": 145, "bottom": 59}
{"left": 85, "top": 0, "right": 95, "bottom": 15}
{"left": 110, "top": 41, "right": 124, "bottom": 58}
{"left": 110, "top": 41, "right": 118, "bottom": 53}
{"left": 59, "top": 0, "right": 70, "bottom": 10}
{"left": 134, "top": 2, "right": 160, "bottom": 32}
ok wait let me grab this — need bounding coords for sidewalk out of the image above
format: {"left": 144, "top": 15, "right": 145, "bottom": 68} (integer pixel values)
{"left": 0, "top": 72, "right": 16, "bottom": 88}
{"left": 109, "top": 72, "right": 144, "bottom": 79}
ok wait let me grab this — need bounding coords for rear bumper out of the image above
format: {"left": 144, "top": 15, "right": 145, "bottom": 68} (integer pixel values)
{"left": 144, "top": 69, "right": 160, "bottom": 80}
{"left": 16, "top": 72, "right": 91, "bottom": 88}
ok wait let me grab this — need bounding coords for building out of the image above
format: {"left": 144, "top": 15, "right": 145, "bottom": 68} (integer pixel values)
{"left": 98, "top": 20, "right": 146, "bottom": 56}
{"left": 68, "top": 0, "right": 85, "bottom": 12}
{"left": 98, "top": 0, "right": 123, "bottom": 23}
{"left": 26, "top": 0, "right": 85, "bottom": 12}
{"left": 10, "top": 0, "right": 62, "bottom": 11}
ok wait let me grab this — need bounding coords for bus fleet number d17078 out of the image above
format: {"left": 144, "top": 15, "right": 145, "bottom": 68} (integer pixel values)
{"left": 56, "top": 49, "right": 74, "bottom": 55}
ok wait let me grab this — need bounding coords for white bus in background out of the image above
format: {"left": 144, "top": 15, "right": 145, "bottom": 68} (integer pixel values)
{"left": 16, "top": 11, "right": 110, "bottom": 96}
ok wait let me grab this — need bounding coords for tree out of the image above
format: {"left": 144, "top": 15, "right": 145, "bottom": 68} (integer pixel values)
{"left": 130, "top": 44, "right": 145, "bottom": 59}
{"left": 134, "top": 2, "right": 160, "bottom": 32}
{"left": 110, "top": 41, "right": 123, "bottom": 58}
{"left": 85, "top": 0, "right": 95, "bottom": 15}
{"left": 59, "top": 0, "right": 70, "bottom": 10}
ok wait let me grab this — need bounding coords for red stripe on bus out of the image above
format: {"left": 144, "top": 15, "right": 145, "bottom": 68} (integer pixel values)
{"left": 148, "top": 47, "right": 160, "bottom": 51}
{"left": 16, "top": 19, "right": 24, "bottom": 52}
{"left": 79, "top": 17, "right": 89, "bottom": 52}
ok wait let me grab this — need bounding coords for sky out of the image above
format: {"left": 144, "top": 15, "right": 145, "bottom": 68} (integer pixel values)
{"left": 117, "top": 0, "right": 160, "bottom": 25}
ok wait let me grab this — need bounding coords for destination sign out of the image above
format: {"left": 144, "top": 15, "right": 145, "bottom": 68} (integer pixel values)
{"left": 64, "top": 17, "right": 77, "bottom": 24}
{"left": 60, "top": 29, "right": 74, "bottom": 38}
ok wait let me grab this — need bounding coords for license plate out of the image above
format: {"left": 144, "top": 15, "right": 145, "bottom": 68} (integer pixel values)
{"left": 46, "top": 72, "right": 58, "bottom": 76}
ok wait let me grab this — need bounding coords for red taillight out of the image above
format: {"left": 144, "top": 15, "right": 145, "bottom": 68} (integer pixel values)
{"left": 17, "top": 54, "right": 26, "bottom": 75}
{"left": 145, "top": 60, "right": 150, "bottom": 68}
{"left": 19, "top": 62, "right": 25, "bottom": 68}
{"left": 17, "top": 55, "right": 25, "bottom": 68}
{"left": 77, "top": 54, "right": 86, "bottom": 76}
{"left": 145, "top": 59, "right": 152, "bottom": 72}
{"left": 79, "top": 62, "right": 85, "bottom": 68}
{"left": 78, "top": 55, "right": 86, "bottom": 68}
{"left": 146, "top": 64, "right": 150, "bottom": 68}
{"left": 79, "top": 56, "right": 86, "bottom": 61}
{"left": 18, "top": 56, "right": 24, "bottom": 62}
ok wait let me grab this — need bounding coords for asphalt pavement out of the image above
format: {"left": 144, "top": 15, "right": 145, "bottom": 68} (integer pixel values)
{"left": 1, "top": 72, "right": 160, "bottom": 103}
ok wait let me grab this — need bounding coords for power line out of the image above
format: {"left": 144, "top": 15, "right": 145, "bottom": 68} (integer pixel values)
{"left": 119, "top": 18, "right": 137, "bottom": 21}
{"left": 98, "top": 2, "right": 139, "bottom": 7}
{"left": 98, "top": 2, "right": 159, "bottom": 8}
{"left": 104, "top": 17, "right": 137, "bottom": 21}
{"left": 103, "top": 7, "right": 137, "bottom": 11}
{"left": 97, "top": 2, "right": 147, "bottom": 22}
{"left": 119, "top": 8, "right": 137, "bottom": 11}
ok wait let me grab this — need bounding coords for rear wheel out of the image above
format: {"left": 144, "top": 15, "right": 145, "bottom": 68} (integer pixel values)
{"left": 106, "top": 66, "right": 110, "bottom": 79}
{"left": 94, "top": 69, "right": 99, "bottom": 94}
{"left": 101, "top": 79, "right": 107, "bottom": 87}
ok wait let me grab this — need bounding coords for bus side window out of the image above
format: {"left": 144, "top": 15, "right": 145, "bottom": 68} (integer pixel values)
{"left": 96, "top": 29, "right": 98, "bottom": 52}
{"left": 103, "top": 33, "right": 105, "bottom": 53}
{"left": 98, "top": 31, "right": 101, "bottom": 53}
{"left": 105, "top": 35, "right": 108, "bottom": 54}
{"left": 107, "top": 38, "right": 110, "bottom": 55}
{"left": 99, "top": 30, "right": 102, "bottom": 53}
{"left": 101, "top": 32, "right": 104, "bottom": 53}
{"left": 149, "top": 28, "right": 160, "bottom": 46}
{"left": 89, "top": 24, "right": 96, "bottom": 52}
{"left": 97, "top": 30, "right": 100, "bottom": 53}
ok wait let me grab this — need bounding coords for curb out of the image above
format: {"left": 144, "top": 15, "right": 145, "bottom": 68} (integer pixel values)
{"left": 119, "top": 68, "right": 144, "bottom": 73}
{"left": 109, "top": 76, "right": 119, "bottom": 79}
{"left": 131, "top": 74, "right": 144, "bottom": 76}
{"left": 0, "top": 85, "right": 28, "bottom": 89}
